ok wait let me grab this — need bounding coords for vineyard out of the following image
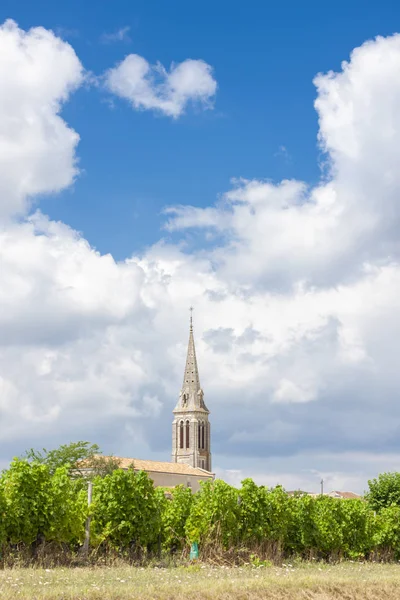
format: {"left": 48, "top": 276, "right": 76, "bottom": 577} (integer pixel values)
{"left": 1, "top": 457, "right": 400, "bottom": 565}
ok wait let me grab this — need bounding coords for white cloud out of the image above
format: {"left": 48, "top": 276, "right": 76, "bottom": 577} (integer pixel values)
{"left": 2, "top": 25, "right": 400, "bottom": 493}
{"left": 104, "top": 55, "right": 217, "bottom": 118}
{"left": 273, "top": 378, "right": 317, "bottom": 404}
{"left": 165, "top": 36, "right": 400, "bottom": 289}
{"left": 0, "top": 19, "right": 84, "bottom": 221}
{"left": 0, "top": 213, "right": 155, "bottom": 443}
{"left": 100, "top": 26, "right": 131, "bottom": 44}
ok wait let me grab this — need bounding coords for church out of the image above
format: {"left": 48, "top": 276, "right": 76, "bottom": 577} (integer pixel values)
{"left": 171, "top": 310, "right": 212, "bottom": 472}
{"left": 101, "top": 314, "right": 214, "bottom": 492}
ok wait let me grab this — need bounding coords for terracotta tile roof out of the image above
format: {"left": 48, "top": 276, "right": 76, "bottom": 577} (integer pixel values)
{"left": 102, "top": 456, "right": 214, "bottom": 478}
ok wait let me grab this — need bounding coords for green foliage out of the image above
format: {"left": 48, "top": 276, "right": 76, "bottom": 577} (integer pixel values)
{"left": 366, "top": 472, "right": 400, "bottom": 511}
{"left": 339, "top": 498, "right": 377, "bottom": 559}
{"left": 238, "top": 478, "right": 268, "bottom": 543}
{"left": 2, "top": 459, "right": 55, "bottom": 544}
{"left": 185, "top": 479, "right": 239, "bottom": 548}
{"left": 23, "top": 441, "right": 121, "bottom": 479}
{"left": 298, "top": 495, "right": 345, "bottom": 556}
{"left": 85, "top": 455, "right": 122, "bottom": 479}
{"left": 297, "top": 495, "right": 378, "bottom": 559}
{"left": 160, "top": 485, "right": 193, "bottom": 551}
{"left": 238, "top": 480, "right": 300, "bottom": 553}
{"left": 249, "top": 554, "right": 272, "bottom": 568}
{"left": 90, "top": 468, "right": 161, "bottom": 550}
{"left": 4, "top": 456, "right": 400, "bottom": 563}
{"left": 0, "top": 482, "right": 6, "bottom": 545}
{"left": 1, "top": 459, "right": 86, "bottom": 545}
{"left": 46, "top": 468, "right": 87, "bottom": 543}
{"left": 23, "top": 441, "right": 101, "bottom": 476}
{"left": 373, "top": 505, "right": 400, "bottom": 558}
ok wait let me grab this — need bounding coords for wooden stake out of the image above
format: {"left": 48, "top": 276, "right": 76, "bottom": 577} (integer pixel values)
{"left": 82, "top": 481, "right": 93, "bottom": 556}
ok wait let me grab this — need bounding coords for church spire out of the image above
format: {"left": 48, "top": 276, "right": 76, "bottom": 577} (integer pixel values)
{"left": 173, "top": 307, "right": 209, "bottom": 413}
{"left": 172, "top": 308, "right": 212, "bottom": 472}
{"left": 182, "top": 307, "right": 201, "bottom": 396}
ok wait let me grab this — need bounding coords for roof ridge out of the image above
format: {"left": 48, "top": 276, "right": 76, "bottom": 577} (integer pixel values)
{"left": 102, "top": 456, "right": 214, "bottom": 476}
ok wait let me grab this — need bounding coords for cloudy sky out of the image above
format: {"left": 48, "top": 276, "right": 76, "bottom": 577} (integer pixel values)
{"left": 1, "top": 0, "right": 400, "bottom": 494}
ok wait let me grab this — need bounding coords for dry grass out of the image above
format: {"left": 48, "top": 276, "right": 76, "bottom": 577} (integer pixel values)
{"left": 0, "top": 561, "right": 400, "bottom": 599}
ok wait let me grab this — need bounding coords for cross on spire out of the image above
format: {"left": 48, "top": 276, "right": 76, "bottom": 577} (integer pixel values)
{"left": 189, "top": 305, "right": 194, "bottom": 331}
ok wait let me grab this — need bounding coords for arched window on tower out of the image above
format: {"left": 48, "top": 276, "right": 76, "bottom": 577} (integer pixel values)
{"left": 186, "top": 420, "right": 190, "bottom": 449}
{"left": 179, "top": 421, "right": 184, "bottom": 449}
{"left": 198, "top": 422, "right": 201, "bottom": 449}
{"left": 202, "top": 422, "right": 205, "bottom": 449}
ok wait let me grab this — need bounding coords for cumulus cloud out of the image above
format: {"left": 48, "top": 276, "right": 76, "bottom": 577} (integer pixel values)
{"left": 160, "top": 34, "right": 400, "bottom": 487}
{"left": 104, "top": 55, "right": 217, "bottom": 118}
{"left": 0, "top": 19, "right": 84, "bottom": 221}
{"left": 165, "top": 36, "right": 400, "bottom": 290}
{"left": 2, "top": 24, "right": 400, "bottom": 493}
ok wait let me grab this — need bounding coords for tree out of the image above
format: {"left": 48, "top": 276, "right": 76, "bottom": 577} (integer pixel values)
{"left": 23, "top": 441, "right": 121, "bottom": 478}
{"left": 85, "top": 454, "right": 122, "bottom": 479}
{"left": 366, "top": 472, "right": 400, "bottom": 511}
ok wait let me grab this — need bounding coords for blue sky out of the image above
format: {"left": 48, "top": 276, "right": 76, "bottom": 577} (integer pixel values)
{"left": 1, "top": 0, "right": 397, "bottom": 259}
{"left": 2, "top": 2, "right": 400, "bottom": 493}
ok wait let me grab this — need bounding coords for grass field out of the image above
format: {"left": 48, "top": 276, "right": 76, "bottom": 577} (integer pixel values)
{"left": 0, "top": 562, "right": 400, "bottom": 599}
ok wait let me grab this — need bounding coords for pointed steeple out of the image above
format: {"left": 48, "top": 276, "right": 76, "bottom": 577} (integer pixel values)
{"left": 182, "top": 307, "right": 201, "bottom": 395}
{"left": 172, "top": 307, "right": 212, "bottom": 472}
{"left": 174, "top": 308, "right": 209, "bottom": 413}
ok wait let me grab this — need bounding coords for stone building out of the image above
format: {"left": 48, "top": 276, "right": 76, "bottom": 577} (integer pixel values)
{"left": 78, "top": 457, "right": 212, "bottom": 493}
{"left": 171, "top": 313, "right": 212, "bottom": 472}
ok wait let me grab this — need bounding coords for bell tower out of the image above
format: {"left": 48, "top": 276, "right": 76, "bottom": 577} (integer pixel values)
{"left": 171, "top": 309, "right": 211, "bottom": 472}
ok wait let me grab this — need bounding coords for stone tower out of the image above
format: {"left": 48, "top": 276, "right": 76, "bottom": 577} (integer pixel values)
{"left": 171, "top": 311, "right": 212, "bottom": 472}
